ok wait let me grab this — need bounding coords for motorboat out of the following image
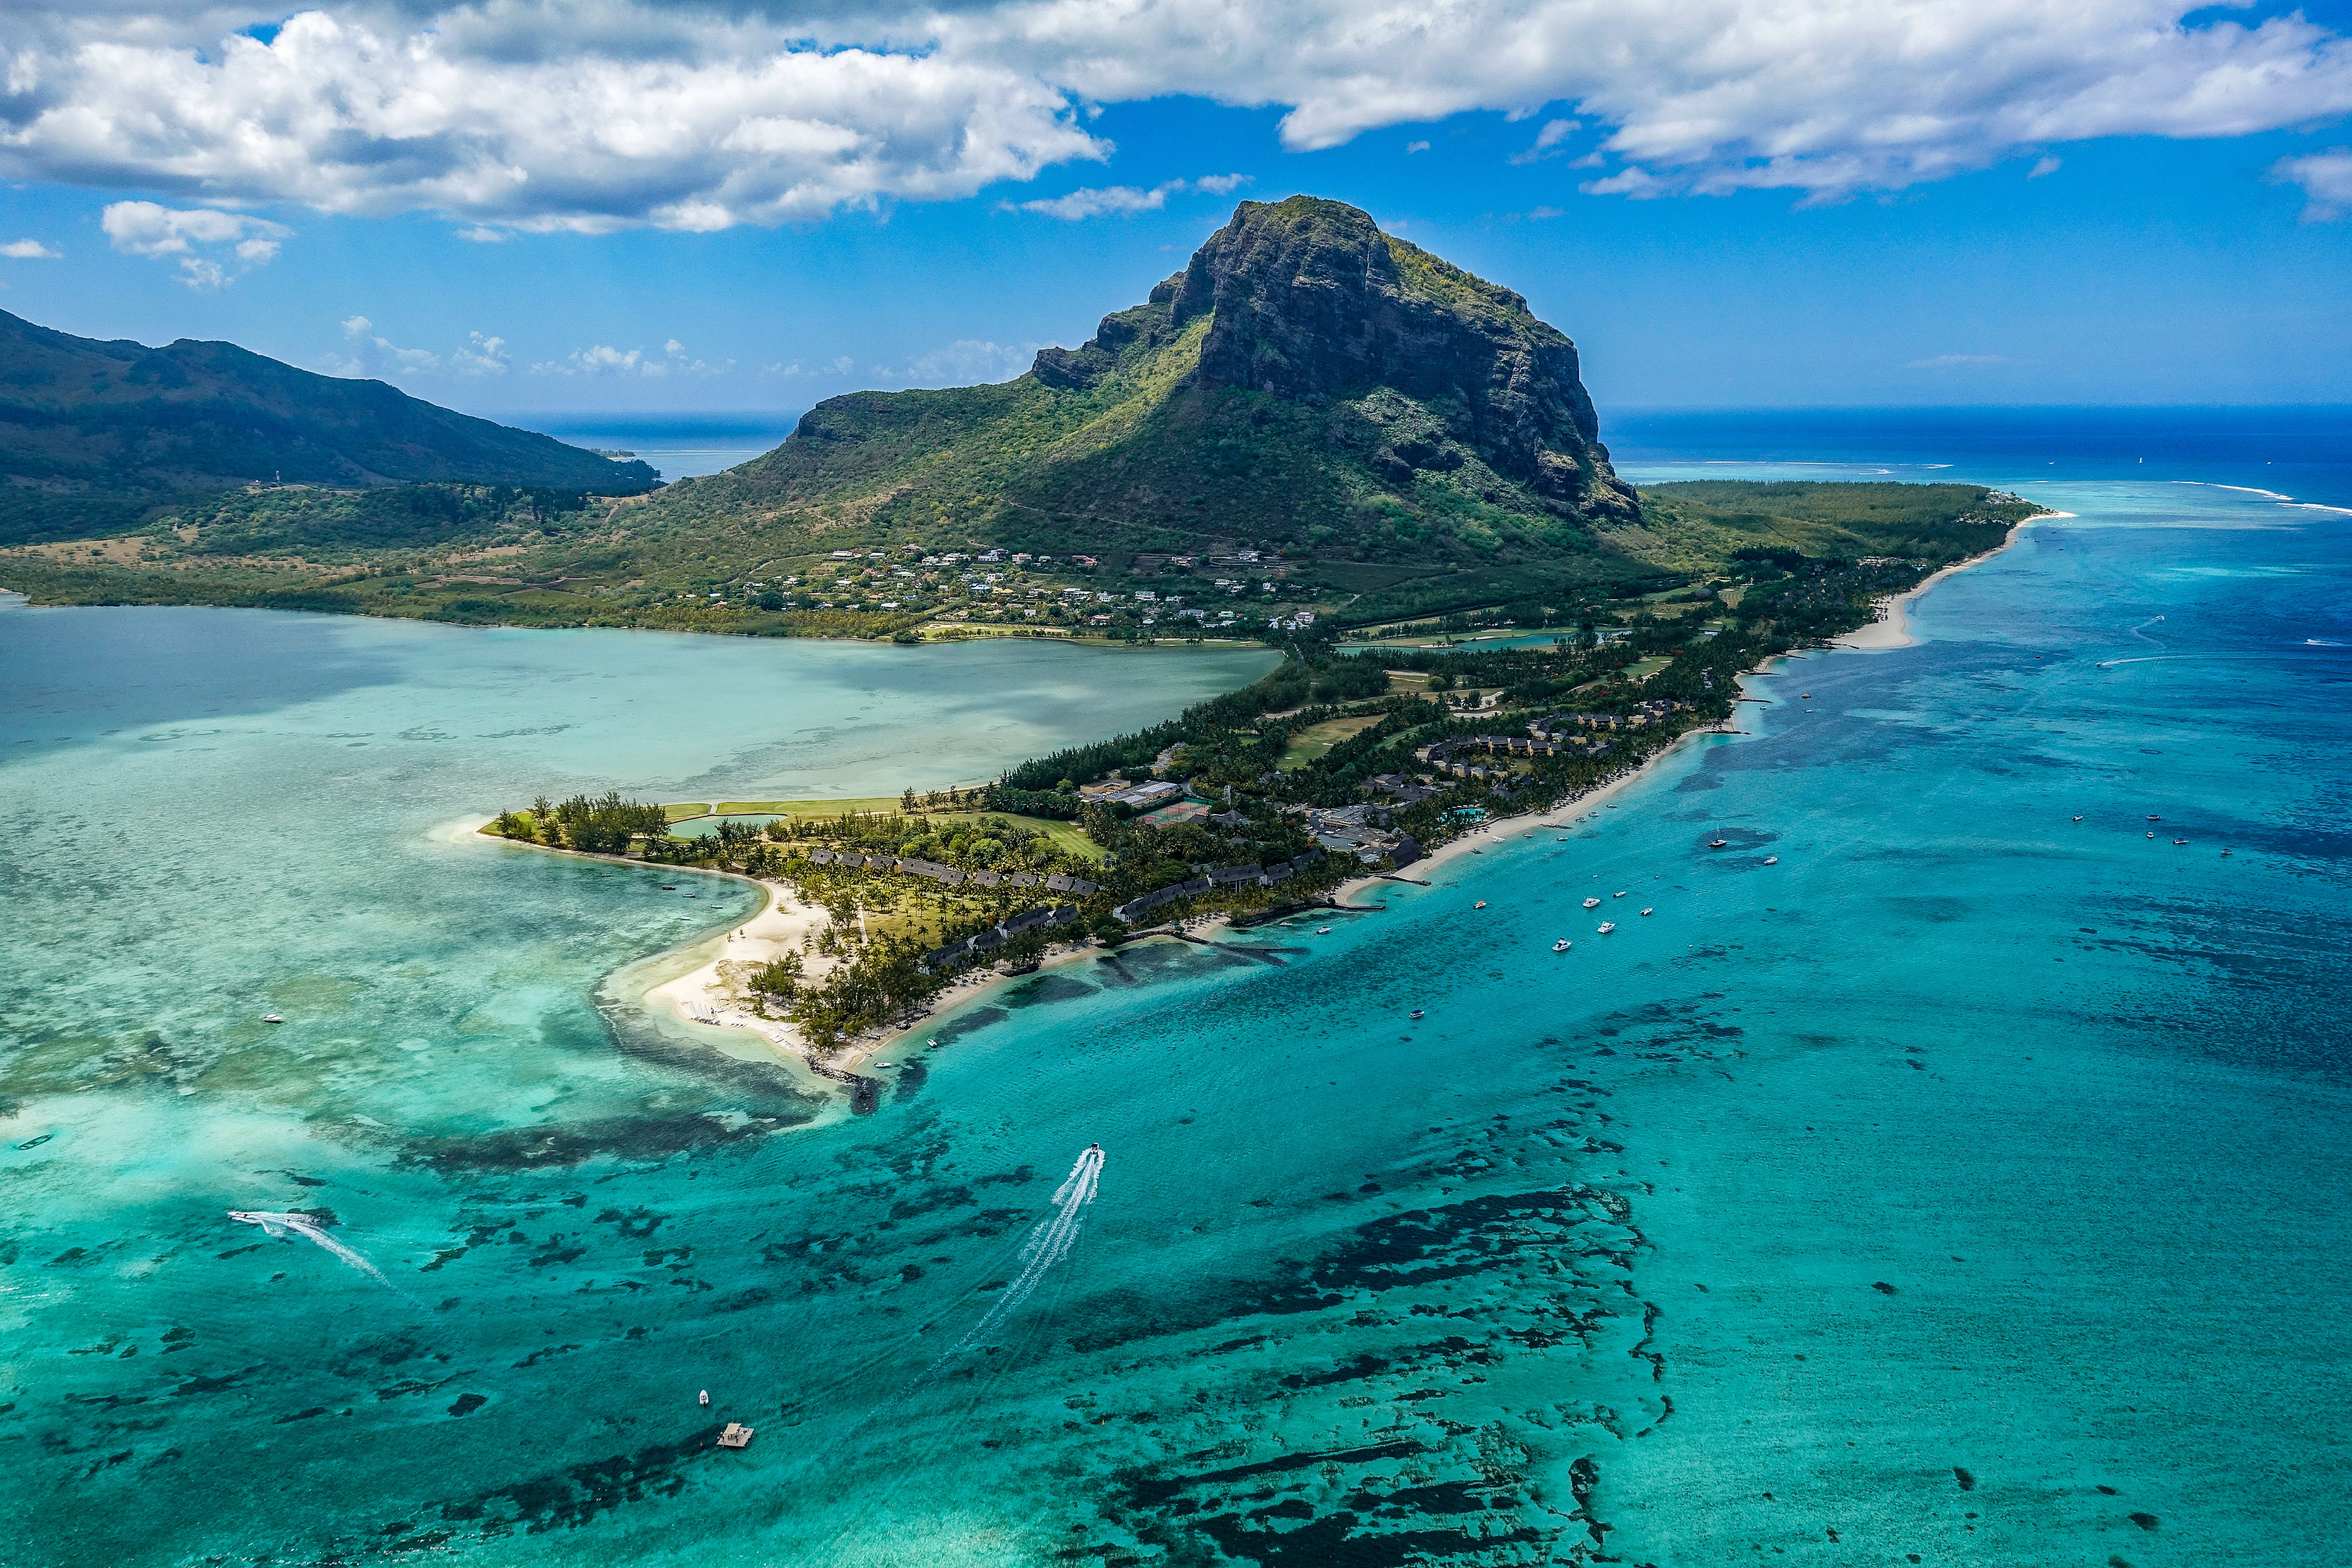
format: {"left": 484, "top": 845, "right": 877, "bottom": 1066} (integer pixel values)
{"left": 2073, "top": 816, "right": 2083, "bottom": 822}
{"left": 1473, "top": 900, "right": 1487, "bottom": 909}
{"left": 1709, "top": 839, "right": 1727, "bottom": 848}
{"left": 1597, "top": 921, "right": 1617, "bottom": 934}
{"left": 1553, "top": 939, "right": 1571, "bottom": 952}
{"left": 1409, "top": 1009, "right": 1424, "bottom": 1020}
{"left": 1315, "top": 926, "right": 1332, "bottom": 935}
{"left": 262, "top": 1014, "right": 284, "bottom": 1024}
{"left": 2173, "top": 839, "right": 2187, "bottom": 845}
{"left": 1584, "top": 897, "right": 1602, "bottom": 909}
{"left": 699, "top": 1390, "right": 710, "bottom": 1407}
{"left": 1763, "top": 855, "right": 1779, "bottom": 865}
{"left": 1612, "top": 890, "right": 1626, "bottom": 899}
{"left": 1640, "top": 908, "right": 1653, "bottom": 916}
{"left": 1088, "top": 1142, "right": 1101, "bottom": 1152}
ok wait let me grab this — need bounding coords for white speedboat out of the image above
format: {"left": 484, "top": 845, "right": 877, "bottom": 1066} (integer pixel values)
{"left": 1597, "top": 921, "right": 1616, "bottom": 934}
{"left": 1583, "top": 897, "right": 1601, "bottom": 909}
{"left": 1763, "top": 855, "right": 1779, "bottom": 865}
{"left": 1639, "top": 908, "right": 1653, "bottom": 916}
{"left": 1315, "top": 926, "right": 1332, "bottom": 935}
{"left": 1552, "top": 939, "right": 1571, "bottom": 952}
{"left": 262, "top": 1014, "right": 284, "bottom": 1024}
{"left": 1612, "top": 890, "right": 1626, "bottom": 898}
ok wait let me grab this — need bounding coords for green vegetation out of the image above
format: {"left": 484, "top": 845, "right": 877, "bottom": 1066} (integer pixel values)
{"left": 475, "top": 496, "right": 2043, "bottom": 1059}
{"left": 0, "top": 306, "right": 656, "bottom": 547}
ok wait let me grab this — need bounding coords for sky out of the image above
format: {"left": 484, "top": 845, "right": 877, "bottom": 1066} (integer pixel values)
{"left": 2, "top": 0, "right": 2351, "bottom": 423}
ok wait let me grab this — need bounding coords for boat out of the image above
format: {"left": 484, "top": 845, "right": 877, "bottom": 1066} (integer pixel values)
{"left": 2073, "top": 816, "right": 2083, "bottom": 821}
{"left": 2147, "top": 831, "right": 2156, "bottom": 838}
{"left": 716, "top": 1422, "right": 755, "bottom": 1450}
{"left": 1800, "top": 693, "right": 1811, "bottom": 699}
{"left": 1552, "top": 939, "right": 1571, "bottom": 952}
{"left": 1612, "top": 890, "right": 1626, "bottom": 898}
{"left": 1640, "top": 908, "right": 1653, "bottom": 916}
{"left": 1709, "top": 839, "right": 1727, "bottom": 848}
{"left": 1315, "top": 926, "right": 1332, "bottom": 935}
{"left": 1763, "top": 856, "right": 1779, "bottom": 865}
{"left": 1409, "top": 1009, "right": 1424, "bottom": 1020}
{"left": 1088, "top": 1142, "right": 1101, "bottom": 1152}
{"left": 2147, "top": 815, "right": 2162, "bottom": 821}
{"left": 1473, "top": 900, "right": 1487, "bottom": 909}
{"left": 2221, "top": 850, "right": 2233, "bottom": 857}
{"left": 262, "top": 1014, "right": 284, "bottom": 1024}
{"left": 2173, "top": 839, "right": 2187, "bottom": 845}
{"left": 1584, "top": 897, "right": 1601, "bottom": 909}
{"left": 699, "top": 1389, "right": 710, "bottom": 1407}
{"left": 1597, "top": 921, "right": 1616, "bottom": 934}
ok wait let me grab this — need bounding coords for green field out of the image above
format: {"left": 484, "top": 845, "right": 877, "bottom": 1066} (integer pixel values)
{"left": 1277, "top": 714, "right": 1387, "bottom": 769}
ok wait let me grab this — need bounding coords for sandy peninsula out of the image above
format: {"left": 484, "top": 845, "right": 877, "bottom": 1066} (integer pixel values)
{"left": 1832, "top": 511, "right": 2073, "bottom": 651}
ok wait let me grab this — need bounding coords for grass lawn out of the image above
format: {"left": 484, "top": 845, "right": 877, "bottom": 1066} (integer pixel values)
{"left": 1277, "top": 713, "right": 1387, "bottom": 769}
{"left": 664, "top": 802, "right": 714, "bottom": 822}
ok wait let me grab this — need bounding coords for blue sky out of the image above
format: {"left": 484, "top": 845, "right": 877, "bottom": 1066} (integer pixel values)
{"left": 3, "top": 0, "right": 2350, "bottom": 421}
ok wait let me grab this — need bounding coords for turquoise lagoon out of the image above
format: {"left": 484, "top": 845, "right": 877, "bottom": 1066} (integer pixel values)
{"left": 4, "top": 471, "right": 2350, "bottom": 1566}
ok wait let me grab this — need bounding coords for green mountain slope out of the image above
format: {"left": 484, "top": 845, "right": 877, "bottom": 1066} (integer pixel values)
{"left": 634, "top": 196, "right": 1637, "bottom": 572}
{"left": 0, "top": 309, "right": 659, "bottom": 543}
{"left": 0, "top": 198, "right": 2042, "bottom": 635}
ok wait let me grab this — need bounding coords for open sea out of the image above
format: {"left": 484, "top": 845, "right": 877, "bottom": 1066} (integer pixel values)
{"left": 2, "top": 408, "right": 2347, "bottom": 1566}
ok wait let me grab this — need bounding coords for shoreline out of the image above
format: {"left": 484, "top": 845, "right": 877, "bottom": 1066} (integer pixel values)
{"left": 469, "top": 511, "right": 2067, "bottom": 1094}
{"left": 1831, "top": 511, "right": 2070, "bottom": 651}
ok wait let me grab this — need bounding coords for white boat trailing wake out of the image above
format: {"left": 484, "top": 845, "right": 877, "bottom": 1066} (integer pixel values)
{"left": 227, "top": 1210, "right": 393, "bottom": 1286}
{"left": 941, "top": 1145, "right": 1105, "bottom": 1359}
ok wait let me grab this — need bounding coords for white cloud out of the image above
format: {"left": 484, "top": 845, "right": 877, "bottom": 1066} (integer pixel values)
{"left": 333, "top": 315, "right": 509, "bottom": 377}
{"left": 100, "top": 199, "right": 290, "bottom": 286}
{"left": 1017, "top": 181, "right": 1177, "bottom": 218}
{"left": 4, "top": 2, "right": 2335, "bottom": 225}
{"left": 2029, "top": 156, "right": 2063, "bottom": 178}
{"left": 898, "top": 339, "right": 1039, "bottom": 386}
{"left": 1908, "top": 353, "right": 2023, "bottom": 368}
{"left": 1406, "top": 140, "right": 1431, "bottom": 154}
{"left": 531, "top": 338, "right": 733, "bottom": 377}
{"left": 2270, "top": 147, "right": 2352, "bottom": 219}
{"left": 1510, "top": 117, "right": 1579, "bottom": 163}
{"left": 1016, "top": 173, "right": 1249, "bottom": 218}
{"left": 456, "top": 226, "right": 508, "bottom": 243}
{"left": 0, "top": 239, "right": 59, "bottom": 258}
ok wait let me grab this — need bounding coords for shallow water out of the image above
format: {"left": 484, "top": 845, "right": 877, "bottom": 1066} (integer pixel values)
{"left": 3, "top": 476, "right": 2349, "bottom": 1565}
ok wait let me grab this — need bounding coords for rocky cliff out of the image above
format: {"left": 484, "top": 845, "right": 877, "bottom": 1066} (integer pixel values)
{"left": 634, "top": 195, "right": 1637, "bottom": 573}
{"left": 1167, "top": 197, "right": 1629, "bottom": 520}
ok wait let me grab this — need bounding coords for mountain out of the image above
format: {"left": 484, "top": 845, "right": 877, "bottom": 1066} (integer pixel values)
{"left": 636, "top": 196, "right": 1637, "bottom": 574}
{"left": 0, "top": 309, "right": 660, "bottom": 543}
{"left": 0, "top": 200, "right": 2039, "bottom": 635}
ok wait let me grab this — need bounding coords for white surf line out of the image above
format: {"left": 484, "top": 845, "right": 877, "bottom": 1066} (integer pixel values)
{"left": 227, "top": 1210, "right": 395, "bottom": 1288}
{"left": 2176, "top": 481, "right": 2297, "bottom": 501}
{"left": 2097, "top": 650, "right": 2352, "bottom": 668}
{"left": 934, "top": 1145, "right": 1104, "bottom": 1362}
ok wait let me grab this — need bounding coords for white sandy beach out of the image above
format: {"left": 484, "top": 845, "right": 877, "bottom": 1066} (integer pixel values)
{"left": 1831, "top": 511, "right": 2073, "bottom": 651}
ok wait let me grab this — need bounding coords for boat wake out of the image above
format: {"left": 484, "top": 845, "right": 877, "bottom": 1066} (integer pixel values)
{"left": 937, "top": 1145, "right": 1104, "bottom": 1361}
{"left": 227, "top": 1210, "right": 395, "bottom": 1289}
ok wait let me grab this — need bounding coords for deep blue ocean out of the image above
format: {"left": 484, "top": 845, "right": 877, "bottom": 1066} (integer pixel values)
{"left": 2, "top": 408, "right": 2346, "bottom": 1566}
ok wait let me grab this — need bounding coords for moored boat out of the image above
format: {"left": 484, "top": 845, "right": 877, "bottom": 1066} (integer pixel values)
{"left": 1553, "top": 939, "right": 1571, "bottom": 952}
{"left": 1597, "top": 921, "right": 1616, "bottom": 934}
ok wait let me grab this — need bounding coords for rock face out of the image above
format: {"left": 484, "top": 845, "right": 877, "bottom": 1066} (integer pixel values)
{"left": 1035, "top": 195, "right": 1633, "bottom": 521}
